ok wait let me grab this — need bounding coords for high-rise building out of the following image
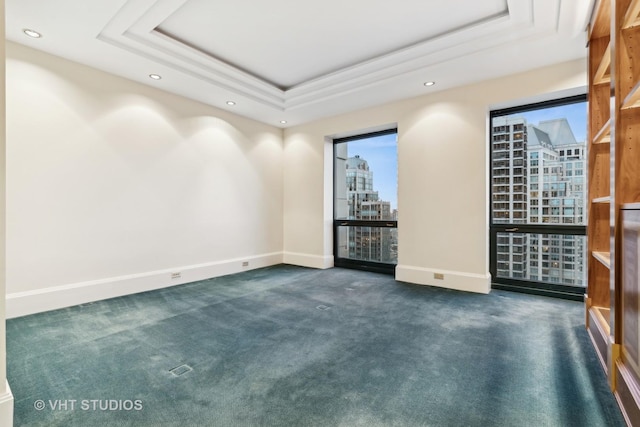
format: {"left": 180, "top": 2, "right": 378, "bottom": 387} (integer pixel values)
{"left": 345, "top": 155, "right": 395, "bottom": 263}
{"left": 492, "top": 117, "right": 529, "bottom": 279}
{"left": 492, "top": 117, "right": 586, "bottom": 286}
{"left": 346, "top": 155, "right": 390, "bottom": 220}
{"left": 526, "top": 118, "right": 586, "bottom": 285}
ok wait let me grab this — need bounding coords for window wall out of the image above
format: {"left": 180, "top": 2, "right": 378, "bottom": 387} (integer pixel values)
{"left": 489, "top": 95, "right": 587, "bottom": 299}
{"left": 334, "top": 129, "right": 398, "bottom": 274}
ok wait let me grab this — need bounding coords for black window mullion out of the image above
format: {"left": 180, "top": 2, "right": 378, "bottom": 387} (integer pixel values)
{"left": 335, "top": 220, "right": 397, "bottom": 228}
{"left": 490, "top": 224, "right": 586, "bottom": 235}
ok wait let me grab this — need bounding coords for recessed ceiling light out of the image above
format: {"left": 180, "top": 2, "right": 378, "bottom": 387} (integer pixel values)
{"left": 424, "top": 81, "right": 435, "bottom": 87}
{"left": 23, "top": 29, "right": 42, "bottom": 38}
{"left": 280, "top": 120, "right": 287, "bottom": 124}
{"left": 226, "top": 101, "right": 236, "bottom": 106}
{"left": 149, "top": 74, "right": 162, "bottom": 80}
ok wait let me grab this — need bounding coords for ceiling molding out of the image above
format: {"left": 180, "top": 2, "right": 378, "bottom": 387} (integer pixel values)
{"left": 6, "top": 0, "right": 589, "bottom": 127}
{"left": 98, "top": 0, "right": 286, "bottom": 110}
{"left": 95, "top": 0, "right": 546, "bottom": 111}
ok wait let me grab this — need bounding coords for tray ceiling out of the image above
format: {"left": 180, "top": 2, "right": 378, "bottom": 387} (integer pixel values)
{"left": 6, "top": 0, "right": 594, "bottom": 127}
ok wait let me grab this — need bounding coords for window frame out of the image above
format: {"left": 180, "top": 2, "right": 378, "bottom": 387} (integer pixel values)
{"left": 489, "top": 94, "right": 587, "bottom": 300}
{"left": 333, "top": 128, "right": 398, "bottom": 275}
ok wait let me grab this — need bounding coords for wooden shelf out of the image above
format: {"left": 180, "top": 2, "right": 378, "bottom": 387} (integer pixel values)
{"left": 590, "top": 0, "right": 612, "bottom": 39}
{"left": 593, "top": 251, "right": 612, "bottom": 269}
{"left": 623, "top": 0, "right": 640, "bottom": 29}
{"left": 594, "top": 42, "right": 611, "bottom": 85}
{"left": 593, "top": 118, "right": 612, "bottom": 144}
{"left": 586, "top": 1, "right": 640, "bottom": 421}
{"left": 588, "top": 306, "right": 610, "bottom": 374}
{"left": 592, "top": 196, "right": 611, "bottom": 203}
{"left": 622, "top": 80, "right": 640, "bottom": 110}
{"left": 587, "top": 0, "right": 613, "bottom": 339}
{"left": 595, "top": 306, "right": 612, "bottom": 331}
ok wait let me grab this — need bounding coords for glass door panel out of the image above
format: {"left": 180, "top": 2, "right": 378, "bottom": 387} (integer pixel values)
{"left": 334, "top": 130, "right": 398, "bottom": 273}
{"left": 495, "top": 232, "right": 586, "bottom": 286}
{"left": 336, "top": 224, "right": 398, "bottom": 264}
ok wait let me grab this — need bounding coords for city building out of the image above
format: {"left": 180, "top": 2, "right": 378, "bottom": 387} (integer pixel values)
{"left": 492, "top": 117, "right": 586, "bottom": 286}
{"left": 526, "top": 119, "right": 586, "bottom": 286}
{"left": 344, "top": 155, "right": 395, "bottom": 263}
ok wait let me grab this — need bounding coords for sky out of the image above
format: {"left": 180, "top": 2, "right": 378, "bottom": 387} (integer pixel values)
{"left": 503, "top": 101, "right": 588, "bottom": 142}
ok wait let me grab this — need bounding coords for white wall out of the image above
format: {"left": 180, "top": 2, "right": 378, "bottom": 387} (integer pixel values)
{"left": 6, "top": 43, "right": 284, "bottom": 317}
{"left": 283, "top": 58, "right": 586, "bottom": 293}
{"left": 5, "top": 39, "right": 587, "bottom": 319}
{"left": 0, "top": 1, "right": 15, "bottom": 425}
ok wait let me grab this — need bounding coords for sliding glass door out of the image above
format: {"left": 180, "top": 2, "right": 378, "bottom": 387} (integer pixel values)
{"left": 334, "top": 130, "right": 398, "bottom": 274}
{"left": 489, "top": 95, "right": 587, "bottom": 299}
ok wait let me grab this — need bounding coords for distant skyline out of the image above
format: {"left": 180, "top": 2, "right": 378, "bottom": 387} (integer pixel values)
{"left": 346, "top": 133, "right": 398, "bottom": 211}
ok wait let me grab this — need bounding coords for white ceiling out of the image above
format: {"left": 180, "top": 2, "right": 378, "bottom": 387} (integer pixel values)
{"left": 6, "top": 0, "right": 594, "bottom": 128}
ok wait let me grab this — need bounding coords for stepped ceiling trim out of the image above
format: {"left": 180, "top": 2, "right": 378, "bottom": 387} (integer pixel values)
{"left": 6, "top": 0, "right": 593, "bottom": 126}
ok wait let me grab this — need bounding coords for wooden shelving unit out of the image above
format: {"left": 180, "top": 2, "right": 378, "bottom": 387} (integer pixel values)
{"left": 594, "top": 118, "right": 612, "bottom": 144}
{"left": 593, "top": 251, "right": 612, "bottom": 269}
{"left": 623, "top": 0, "right": 640, "bottom": 28}
{"left": 594, "top": 42, "right": 612, "bottom": 85}
{"left": 586, "top": 0, "right": 613, "bottom": 381}
{"left": 593, "top": 196, "right": 612, "bottom": 203}
{"left": 586, "top": 0, "right": 640, "bottom": 424}
{"left": 622, "top": 81, "right": 640, "bottom": 110}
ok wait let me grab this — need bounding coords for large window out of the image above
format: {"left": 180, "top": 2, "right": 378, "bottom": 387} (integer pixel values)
{"left": 490, "top": 95, "right": 587, "bottom": 299}
{"left": 334, "top": 129, "right": 398, "bottom": 274}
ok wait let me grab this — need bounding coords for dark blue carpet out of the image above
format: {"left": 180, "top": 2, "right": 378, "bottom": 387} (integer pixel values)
{"left": 7, "top": 265, "right": 625, "bottom": 426}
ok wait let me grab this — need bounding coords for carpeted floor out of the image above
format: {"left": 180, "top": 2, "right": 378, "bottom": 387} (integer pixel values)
{"left": 7, "top": 265, "right": 625, "bottom": 426}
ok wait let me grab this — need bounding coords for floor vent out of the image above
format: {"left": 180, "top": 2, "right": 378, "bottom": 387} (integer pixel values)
{"left": 169, "top": 364, "right": 193, "bottom": 377}
{"left": 316, "top": 305, "right": 331, "bottom": 311}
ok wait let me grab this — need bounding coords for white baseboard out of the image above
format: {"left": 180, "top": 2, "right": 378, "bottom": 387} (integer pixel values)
{"left": 283, "top": 252, "right": 333, "bottom": 269}
{"left": 6, "top": 252, "right": 284, "bottom": 318}
{"left": 0, "top": 381, "right": 13, "bottom": 427}
{"left": 395, "top": 264, "right": 491, "bottom": 294}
